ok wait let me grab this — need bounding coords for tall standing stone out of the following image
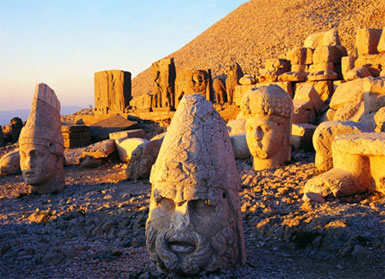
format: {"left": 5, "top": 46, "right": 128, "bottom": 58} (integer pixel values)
{"left": 94, "top": 70, "right": 132, "bottom": 114}
{"left": 151, "top": 58, "right": 176, "bottom": 110}
{"left": 19, "top": 83, "right": 65, "bottom": 194}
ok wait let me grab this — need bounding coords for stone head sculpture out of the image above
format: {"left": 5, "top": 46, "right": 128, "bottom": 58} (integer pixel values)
{"left": 19, "top": 83, "right": 65, "bottom": 194}
{"left": 240, "top": 85, "right": 293, "bottom": 170}
{"left": 189, "top": 70, "right": 208, "bottom": 94}
{"left": 146, "top": 94, "right": 245, "bottom": 275}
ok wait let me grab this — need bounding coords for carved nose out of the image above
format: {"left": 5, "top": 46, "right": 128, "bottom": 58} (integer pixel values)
{"left": 172, "top": 202, "right": 192, "bottom": 230}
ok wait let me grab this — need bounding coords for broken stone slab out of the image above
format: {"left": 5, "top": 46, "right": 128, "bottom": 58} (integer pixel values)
{"left": 0, "top": 149, "right": 20, "bottom": 175}
{"left": 355, "top": 28, "right": 382, "bottom": 56}
{"left": 81, "top": 139, "right": 116, "bottom": 159}
{"left": 294, "top": 83, "right": 325, "bottom": 114}
{"left": 303, "top": 28, "right": 341, "bottom": 48}
{"left": 126, "top": 134, "right": 164, "bottom": 180}
{"left": 109, "top": 129, "right": 146, "bottom": 140}
{"left": 291, "top": 123, "right": 316, "bottom": 150}
{"left": 230, "top": 133, "right": 250, "bottom": 159}
{"left": 312, "top": 120, "right": 371, "bottom": 172}
{"left": 115, "top": 137, "right": 149, "bottom": 163}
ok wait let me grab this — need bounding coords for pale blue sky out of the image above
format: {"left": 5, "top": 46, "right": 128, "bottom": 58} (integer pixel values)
{"left": 0, "top": 0, "right": 247, "bottom": 110}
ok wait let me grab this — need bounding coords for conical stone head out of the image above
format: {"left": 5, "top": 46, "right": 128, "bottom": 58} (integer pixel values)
{"left": 19, "top": 83, "right": 65, "bottom": 194}
{"left": 146, "top": 94, "right": 245, "bottom": 275}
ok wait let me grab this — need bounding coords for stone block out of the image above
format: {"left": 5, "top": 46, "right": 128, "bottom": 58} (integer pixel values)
{"left": 291, "top": 123, "right": 316, "bottom": 150}
{"left": 311, "top": 80, "right": 334, "bottom": 101}
{"left": 312, "top": 46, "right": 343, "bottom": 64}
{"left": 61, "top": 125, "right": 91, "bottom": 149}
{"left": 292, "top": 100, "right": 315, "bottom": 124}
{"left": 329, "top": 78, "right": 365, "bottom": 110}
{"left": 344, "top": 67, "right": 372, "bottom": 81}
{"left": 355, "top": 28, "right": 382, "bottom": 56}
{"left": 109, "top": 129, "right": 146, "bottom": 140}
{"left": 81, "top": 139, "right": 116, "bottom": 159}
{"left": 278, "top": 70, "right": 307, "bottom": 82}
{"left": 309, "top": 62, "right": 335, "bottom": 73}
{"left": 286, "top": 47, "right": 307, "bottom": 65}
{"left": 307, "top": 70, "right": 338, "bottom": 81}
{"left": 378, "top": 27, "right": 385, "bottom": 53}
{"left": 291, "top": 64, "right": 306, "bottom": 72}
{"left": 294, "top": 83, "right": 324, "bottom": 113}
{"left": 303, "top": 28, "right": 341, "bottom": 48}
{"left": 312, "top": 120, "right": 371, "bottom": 172}
{"left": 341, "top": 56, "right": 356, "bottom": 80}
{"left": 230, "top": 133, "right": 250, "bottom": 159}
{"left": 126, "top": 135, "right": 164, "bottom": 180}
{"left": 354, "top": 53, "right": 385, "bottom": 76}
{"left": 94, "top": 70, "right": 131, "bottom": 114}
{"left": 115, "top": 137, "right": 149, "bottom": 163}
{"left": 151, "top": 58, "right": 176, "bottom": 110}
{"left": 239, "top": 74, "right": 256, "bottom": 85}
{"left": 374, "top": 107, "right": 385, "bottom": 132}
{"left": 265, "top": 58, "right": 290, "bottom": 72}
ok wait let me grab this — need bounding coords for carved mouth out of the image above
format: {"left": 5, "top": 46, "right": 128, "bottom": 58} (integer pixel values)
{"left": 24, "top": 171, "right": 35, "bottom": 178}
{"left": 166, "top": 234, "right": 196, "bottom": 253}
{"left": 168, "top": 241, "right": 195, "bottom": 253}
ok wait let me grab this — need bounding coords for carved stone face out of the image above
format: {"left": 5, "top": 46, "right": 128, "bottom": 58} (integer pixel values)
{"left": 146, "top": 186, "right": 239, "bottom": 274}
{"left": 245, "top": 118, "right": 284, "bottom": 159}
{"left": 19, "top": 143, "right": 62, "bottom": 193}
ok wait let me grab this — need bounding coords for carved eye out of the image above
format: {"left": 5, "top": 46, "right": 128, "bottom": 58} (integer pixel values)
{"left": 159, "top": 198, "right": 175, "bottom": 213}
{"left": 190, "top": 200, "right": 215, "bottom": 217}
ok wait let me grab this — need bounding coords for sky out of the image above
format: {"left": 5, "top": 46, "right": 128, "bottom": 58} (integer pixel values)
{"left": 0, "top": 0, "right": 247, "bottom": 111}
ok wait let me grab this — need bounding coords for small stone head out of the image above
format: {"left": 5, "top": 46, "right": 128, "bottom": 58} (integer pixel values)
{"left": 240, "top": 85, "right": 293, "bottom": 170}
{"left": 19, "top": 83, "right": 65, "bottom": 194}
{"left": 146, "top": 94, "right": 245, "bottom": 275}
{"left": 189, "top": 70, "right": 208, "bottom": 94}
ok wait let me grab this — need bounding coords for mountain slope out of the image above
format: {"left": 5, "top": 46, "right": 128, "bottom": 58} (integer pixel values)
{"left": 132, "top": 0, "right": 385, "bottom": 97}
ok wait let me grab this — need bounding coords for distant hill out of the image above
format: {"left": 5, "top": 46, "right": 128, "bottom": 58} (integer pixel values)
{"left": 0, "top": 106, "right": 83, "bottom": 125}
{"left": 132, "top": 0, "right": 385, "bottom": 97}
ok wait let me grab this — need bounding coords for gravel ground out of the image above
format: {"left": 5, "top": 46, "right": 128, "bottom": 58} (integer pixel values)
{"left": 1, "top": 150, "right": 385, "bottom": 278}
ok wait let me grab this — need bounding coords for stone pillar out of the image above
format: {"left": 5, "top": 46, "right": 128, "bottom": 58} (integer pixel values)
{"left": 94, "top": 70, "right": 131, "bottom": 114}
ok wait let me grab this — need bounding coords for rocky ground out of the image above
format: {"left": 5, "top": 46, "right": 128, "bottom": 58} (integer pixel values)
{"left": 1, "top": 150, "right": 384, "bottom": 278}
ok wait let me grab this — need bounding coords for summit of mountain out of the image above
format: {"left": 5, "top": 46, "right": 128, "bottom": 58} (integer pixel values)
{"left": 132, "top": 0, "right": 385, "bottom": 97}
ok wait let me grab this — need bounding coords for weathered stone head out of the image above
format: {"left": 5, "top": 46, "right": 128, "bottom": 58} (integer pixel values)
{"left": 189, "top": 70, "right": 208, "bottom": 94}
{"left": 146, "top": 94, "right": 245, "bottom": 275}
{"left": 19, "top": 83, "right": 65, "bottom": 194}
{"left": 240, "top": 85, "right": 293, "bottom": 170}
